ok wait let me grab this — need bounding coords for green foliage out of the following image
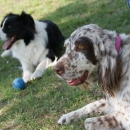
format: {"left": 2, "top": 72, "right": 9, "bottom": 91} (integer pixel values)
{"left": 0, "top": 0, "right": 129, "bottom": 129}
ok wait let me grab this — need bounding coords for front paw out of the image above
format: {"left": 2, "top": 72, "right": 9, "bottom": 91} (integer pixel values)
{"left": 1, "top": 52, "right": 7, "bottom": 57}
{"left": 30, "top": 71, "right": 43, "bottom": 80}
{"left": 1, "top": 50, "right": 11, "bottom": 57}
{"left": 57, "top": 114, "right": 73, "bottom": 125}
{"left": 84, "top": 118, "right": 95, "bottom": 130}
{"left": 23, "top": 75, "right": 31, "bottom": 83}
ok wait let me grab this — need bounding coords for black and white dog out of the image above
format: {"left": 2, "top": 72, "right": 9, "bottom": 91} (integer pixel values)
{"left": 0, "top": 11, "right": 64, "bottom": 83}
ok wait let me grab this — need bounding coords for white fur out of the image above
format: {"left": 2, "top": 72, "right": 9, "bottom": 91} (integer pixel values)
{"left": 56, "top": 24, "right": 130, "bottom": 129}
{"left": 1, "top": 20, "right": 56, "bottom": 83}
{"left": 0, "top": 18, "right": 8, "bottom": 40}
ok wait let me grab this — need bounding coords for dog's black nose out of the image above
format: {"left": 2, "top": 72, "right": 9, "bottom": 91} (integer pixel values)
{"left": 54, "top": 62, "right": 64, "bottom": 75}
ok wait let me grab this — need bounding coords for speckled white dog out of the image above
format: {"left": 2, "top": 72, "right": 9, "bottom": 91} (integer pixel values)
{"left": 54, "top": 24, "right": 130, "bottom": 130}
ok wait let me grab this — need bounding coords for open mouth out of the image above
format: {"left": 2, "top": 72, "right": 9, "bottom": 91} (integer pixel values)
{"left": 66, "top": 70, "right": 88, "bottom": 86}
{"left": 2, "top": 36, "right": 15, "bottom": 50}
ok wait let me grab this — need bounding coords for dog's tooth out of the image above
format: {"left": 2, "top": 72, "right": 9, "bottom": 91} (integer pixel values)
{"left": 11, "top": 37, "right": 14, "bottom": 41}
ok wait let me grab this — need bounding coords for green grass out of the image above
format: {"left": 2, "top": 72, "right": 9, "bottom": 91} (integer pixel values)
{"left": 0, "top": 0, "right": 130, "bottom": 129}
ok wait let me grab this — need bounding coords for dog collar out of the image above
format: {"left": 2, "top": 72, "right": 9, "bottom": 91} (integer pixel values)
{"left": 115, "top": 35, "right": 121, "bottom": 52}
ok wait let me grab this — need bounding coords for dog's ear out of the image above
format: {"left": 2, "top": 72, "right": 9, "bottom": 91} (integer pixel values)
{"left": 4, "top": 13, "right": 15, "bottom": 18}
{"left": 98, "top": 47, "right": 122, "bottom": 96}
{"left": 20, "top": 11, "right": 36, "bottom": 45}
{"left": 20, "top": 11, "right": 35, "bottom": 28}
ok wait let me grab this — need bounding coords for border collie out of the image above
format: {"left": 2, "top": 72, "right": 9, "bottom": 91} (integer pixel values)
{"left": 0, "top": 11, "right": 64, "bottom": 83}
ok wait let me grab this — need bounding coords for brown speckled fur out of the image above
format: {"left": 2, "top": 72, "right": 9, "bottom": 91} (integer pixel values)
{"left": 55, "top": 24, "right": 130, "bottom": 130}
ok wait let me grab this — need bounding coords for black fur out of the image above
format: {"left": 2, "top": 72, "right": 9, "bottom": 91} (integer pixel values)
{"left": 1, "top": 11, "right": 36, "bottom": 46}
{"left": 1, "top": 11, "right": 64, "bottom": 60}
{"left": 75, "top": 37, "right": 98, "bottom": 65}
{"left": 43, "top": 20, "right": 65, "bottom": 60}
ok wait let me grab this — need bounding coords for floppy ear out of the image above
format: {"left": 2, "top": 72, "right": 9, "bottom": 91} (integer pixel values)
{"left": 4, "top": 13, "right": 15, "bottom": 18}
{"left": 20, "top": 11, "right": 35, "bottom": 28}
{"left": 98, "top": 49, "right": 122, "bottom": 96}
{"left": 20, "top": 11, "right": 36, "bottom": 45}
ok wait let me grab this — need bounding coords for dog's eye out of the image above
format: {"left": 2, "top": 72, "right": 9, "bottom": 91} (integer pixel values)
{"left": 78, "top": 45, "right": 84, "bottom": 49}
{"left": 75, "top": 44, "right": 87, "bottom": 51}
{"left": 7, "top": 25, "right": 11, "bottom": 28}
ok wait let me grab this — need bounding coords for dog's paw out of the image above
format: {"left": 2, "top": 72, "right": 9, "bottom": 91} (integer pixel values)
{"left": 57, "top": 114, "right": 73, "bottom": 125}
{"left": 84, "top": 118, "right": 95, "bottom": 130}
{"left": 31, "top": 71, "right": 43, "bottom": 80}
{"left": 1, "top": 50, "right": 11, "bottom": 57}
{"left": 1, "top": 52, "right": 7, "bottom": 57}
{"left": 23, "top": 75, "right": 31, "bottom": 83}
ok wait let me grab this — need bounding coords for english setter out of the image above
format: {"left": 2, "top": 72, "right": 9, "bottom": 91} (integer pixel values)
{"left": 54, "top": 24, "right": 130, "bottom": 130}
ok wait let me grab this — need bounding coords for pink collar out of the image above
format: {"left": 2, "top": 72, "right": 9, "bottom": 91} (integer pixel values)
{"left": 115, "top": 35, "right": 121, "bottom": 52}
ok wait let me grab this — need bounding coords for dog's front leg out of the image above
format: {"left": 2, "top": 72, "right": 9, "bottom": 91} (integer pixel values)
{"left": 58, "top": 99, "right": 107, "bottom": 125}
{"left": 22, "top": 63, "right": 34, "bottom": 83}
{"left": 84, "top": 111, "right": 128, "bottom": 130}
{"left": 1, "top": 50, "right": 12, "bottom": 57}
{"left": 31, "top": 58, "right": 52, "bottom": 80}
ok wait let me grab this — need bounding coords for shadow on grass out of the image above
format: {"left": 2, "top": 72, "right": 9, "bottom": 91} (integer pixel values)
{"left": 0, "top": 69, "right": 102, "bottom": 130}
{"left": 39, "top": 0, "right": 130, "bottom": 36}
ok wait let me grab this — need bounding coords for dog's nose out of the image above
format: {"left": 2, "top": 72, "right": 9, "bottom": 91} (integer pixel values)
{"left": 54, "top": 62, "right": 64, "bottom": 75}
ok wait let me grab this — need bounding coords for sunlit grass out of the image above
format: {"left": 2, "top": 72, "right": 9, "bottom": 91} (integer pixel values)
{"left": 0, "top": 0, "right": 129, "bottom": 129}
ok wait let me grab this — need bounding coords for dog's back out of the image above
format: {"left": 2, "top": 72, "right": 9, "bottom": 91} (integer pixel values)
{"left": 41, "top": 20, "right": 64, "bottom": 60}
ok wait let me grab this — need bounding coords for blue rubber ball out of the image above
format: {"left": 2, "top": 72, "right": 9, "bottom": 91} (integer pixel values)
{"left": 13, "top": 78, "right": 25, "bottom": 90}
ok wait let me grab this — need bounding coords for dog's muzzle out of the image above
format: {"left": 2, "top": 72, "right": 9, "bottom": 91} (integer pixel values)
{"left": 54, "top": 61, "right": 64, "bottom": 75}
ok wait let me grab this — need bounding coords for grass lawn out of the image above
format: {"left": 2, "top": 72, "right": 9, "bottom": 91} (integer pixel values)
{"left": 0, "top": 0, "right": 130, "bottom": 130}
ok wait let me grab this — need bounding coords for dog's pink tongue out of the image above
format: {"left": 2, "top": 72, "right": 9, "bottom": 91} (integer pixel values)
{"left": 2, "top": 39, "right": 12, "bottom": 50}
{"left": 67, "top": 79, "right": 81, "bottom": 86}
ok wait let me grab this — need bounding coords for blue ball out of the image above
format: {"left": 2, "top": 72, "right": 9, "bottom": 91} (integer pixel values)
{"left": 13, "top": 78, "right": 25, "bottom": 90}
